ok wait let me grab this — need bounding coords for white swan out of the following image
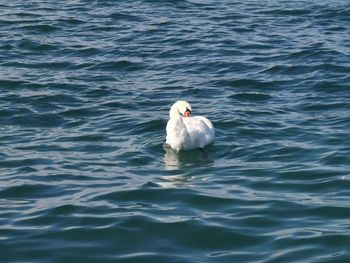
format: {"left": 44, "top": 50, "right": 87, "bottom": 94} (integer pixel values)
{"left": 165, "top": 101, "right": 215, "bottom": 151}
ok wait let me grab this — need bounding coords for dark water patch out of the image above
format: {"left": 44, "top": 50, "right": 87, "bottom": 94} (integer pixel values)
{"left": 0, "top": 184, "right": 66, "bottom": 199}
{"left": 220, "top": 78, "right": 279, "bottom": 90}
{"left": 0, "top": 79, "right": 27, "bottom": 89}
{"left": 294, "top": 42, "right": 344, "bottom": 56}
{"left": 128, "top": 155, "right": 157, "bottom": 166}
{"left": 63, "top": 46, "right": 101, "bottom": 57}
{"left": 313, "top": 80, "right": 349, "bottom": 93}
{"left": 87, "top": 60, "right": 146, "bottom": 71}
{"left": 0, "top": 43, "right": 14, "bottom": 50}
{"left": 229, "top": 92, "right": 272, "bottom": 102}
{"left": 101, "top": 100, "right": 133, "bottom": 109}
{"left": 131, "top": 119, "right": 166, "bottom": 135}
{"left": 68, "top": 74, "right": 118, "bottom": 83}
{"left": 3, "top": 60, "right": 73, "bottom": 70}
{"left": 13, "top": 144, "right": 69, "bottom": 154}
{"left": 19, "top": 24, "right": 59, "bottom": 33}
{"left": 60, "top": 107, "right": 103, "bottom": 119}
{"left": 299, "top": 102, "right": 348, "bottom": 112}
{"left": 325, "top": 25, "right": 347, "bottom": 32}
{"left": 278, "top": 167, "right": 344, "bottom": 182}
{"left": 257, "top": 8, "right": 312, "bottom": 16}
{"left": 241, "top": 42, "right": 273, "bottom": 50}
{"left": 320, "top": 152, "right": 350, "bottom": 166}
{"left": 55, "top": 133, "right": 109, "bottom": 143}
{"left": 8, "top": 113, "right": 65, "bottom": 128}
{"left": 314, "top": 5, "right": 350, "bottom": 21}
{"left": 93, "top": 187, "right": 195, "bottom": 205}
{"left": 319, "top": 63, "right": 350, "bottom": 74}
{"left": 48, "top": 204, "right": 82, "bottom": 216}
{"left": 85, "top": 86, "right": 116, "bottom": 98}
{"left": 11, "top": 12, "right": 43, "bottom": 18}
{"left": 0, "top": 108, "right": 15, "bottom": 118}
{"left": 109, "top": 12, "right": 146, "bottom": 22}
{"left": 0, "top": 18, "right": 41, "bottom": 26}
{"left": 0, "top": 157, "right": 54, "bottom": 169}
{"left": 261, "top": 64, "right": 316, "bottom": 76}
{"left": 57, "top": 17, "right": 86, "bottom": 25}
{"left": 34, "top": 93, "right": 86, "bottom": 106}
{"left": 15, "top": 38, "right": 57, "bottom": 51}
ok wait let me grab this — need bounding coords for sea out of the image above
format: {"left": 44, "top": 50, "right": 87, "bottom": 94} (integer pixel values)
{"left": 1, "top": 0, "right": 350, "bottom": 262}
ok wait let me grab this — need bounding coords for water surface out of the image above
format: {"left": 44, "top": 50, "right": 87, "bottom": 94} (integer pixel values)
{"left": 1, "top": 0, "right": 350, "bottom": 262}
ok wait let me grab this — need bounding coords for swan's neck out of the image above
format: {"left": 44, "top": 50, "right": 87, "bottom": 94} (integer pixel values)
{"left": 177, "top": 116, "right": 190, "bottom": 139}
{"left": 169, "top": 105, "right": 181, "bottom": 119}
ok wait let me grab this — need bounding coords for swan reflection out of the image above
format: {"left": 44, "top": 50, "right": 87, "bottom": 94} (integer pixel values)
{"left": 163, "top": 144, "right": 211, "bottom": 170}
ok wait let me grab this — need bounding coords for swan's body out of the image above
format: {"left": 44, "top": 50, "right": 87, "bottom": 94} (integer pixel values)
{"left": 165, "top": 101, "right": 215, "bottom": 151}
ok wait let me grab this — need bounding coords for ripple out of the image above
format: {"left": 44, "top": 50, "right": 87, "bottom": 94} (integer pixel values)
{"left": 229, "top": 92, "right": 272, "bottom": 102}
{"left": 259, "top": 8, "right": 312, "bottom": 16}
{"left": 0, "top": 183, "right": 65, "bottom": 199}
{"left": 87, "top": 60, "right": 146, "bottom": 71}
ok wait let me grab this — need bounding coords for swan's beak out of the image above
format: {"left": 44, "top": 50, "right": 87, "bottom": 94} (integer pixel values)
{"left": 184, "top": 109, "right": 191, "bottom": 117}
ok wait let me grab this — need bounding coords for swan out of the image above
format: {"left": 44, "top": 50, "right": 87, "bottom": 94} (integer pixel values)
{"left": 165, "top": 100, "right": 215, "bottom": 151}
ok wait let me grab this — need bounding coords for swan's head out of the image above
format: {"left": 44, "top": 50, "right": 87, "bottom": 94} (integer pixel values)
{"left": 169, "top": 100, "right": 192, "bottom": 119}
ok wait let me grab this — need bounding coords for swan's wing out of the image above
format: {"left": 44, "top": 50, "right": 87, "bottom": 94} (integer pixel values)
{"left": 195, "top": 116, "right": 214, "bottom": 131}
{"left": 184, "top": 116, "right": 215, "bottom": 148}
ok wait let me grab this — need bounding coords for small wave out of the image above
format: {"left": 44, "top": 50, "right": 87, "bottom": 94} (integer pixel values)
{"left": 87, "top": 60, "right": 146, "bottom": 71}
{"left": 229, "top": 92, "right": 272, "bottom": 102}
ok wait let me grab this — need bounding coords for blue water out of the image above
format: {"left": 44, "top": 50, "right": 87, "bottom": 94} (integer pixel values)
{"left": 1, "top": 1, "right": 350, "bottom": 262}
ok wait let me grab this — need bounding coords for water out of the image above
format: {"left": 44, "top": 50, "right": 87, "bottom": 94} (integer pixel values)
{"left": 1, "top": 0, "right": 350, "bottom": 262}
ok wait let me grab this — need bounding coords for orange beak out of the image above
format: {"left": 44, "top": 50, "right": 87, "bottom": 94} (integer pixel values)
{"left": 184, "top": 111, "right": 191, "bottom": 117}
